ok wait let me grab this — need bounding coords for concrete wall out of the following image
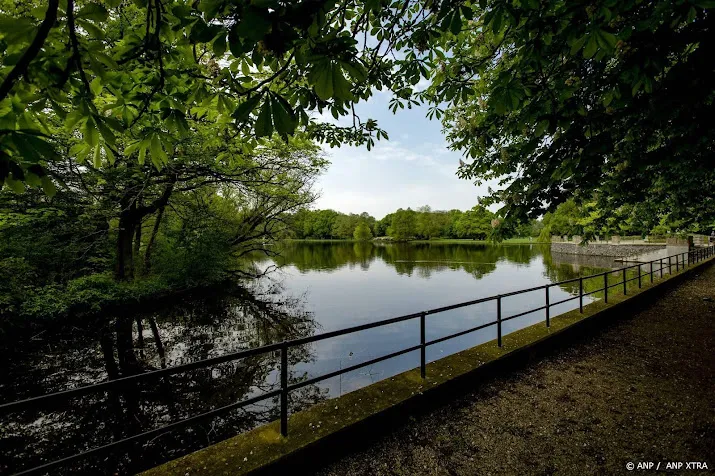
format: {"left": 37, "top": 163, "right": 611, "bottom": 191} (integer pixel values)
{"left": 551, "top": 242, "right": 665, "bottom": 257}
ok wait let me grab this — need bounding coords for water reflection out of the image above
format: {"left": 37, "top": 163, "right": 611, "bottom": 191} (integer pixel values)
{"left": 250, "top": 243, "right": 621, "bottom": 399}
{"left": 0, "top": 285, "right": 325, "bottom": 475}
{"left": 2, "top": 243, "right": 628, "bottom": 474}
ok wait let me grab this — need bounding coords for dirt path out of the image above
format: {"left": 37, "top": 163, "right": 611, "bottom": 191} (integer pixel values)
{"left": 317, "top": 264, "right": 715, "bottom": 475}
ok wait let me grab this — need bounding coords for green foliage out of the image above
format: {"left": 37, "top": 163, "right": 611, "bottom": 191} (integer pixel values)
{"left": 0, "top": 0, "right": 459, "bottom": 191}
{"left": 388, "top": 208, "right": 417, "bottom": 241}
{"left": 427, "top": 0, "right": 715, "bottom": 231}
{"left": 536, "top": 198, "right": 701, "bottom": 241}
{"left": 291, "top": 205, "right": 500, "bottom": 241}
{"left": 353, "top": 221, "right": 373, "bottom": 241}
{"left": 17, "top": 273, "right": 168, "bottom": 320}
{"left": 0, "top": 127, "right": 327, "bottom": 318}
{"left": 513, "top": 218, "right": 543, "bottom": 238}
{"left": 290, "top": 209, "right": 376, "bottom": 240}
{"left": 453, "top": 205, "right": 494, "bottom": 240}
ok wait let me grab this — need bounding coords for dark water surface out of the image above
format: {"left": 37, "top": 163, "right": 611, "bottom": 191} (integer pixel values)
{"left": 0, "top": 243, "right": 624, "bottom": 474}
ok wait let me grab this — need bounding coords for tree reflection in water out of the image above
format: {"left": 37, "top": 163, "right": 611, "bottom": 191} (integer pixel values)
{"left": 1, "top": 243, "right": 626, "bottom": 475}
{"left": 0, "top": 283, "right": 324, "bottom": 475}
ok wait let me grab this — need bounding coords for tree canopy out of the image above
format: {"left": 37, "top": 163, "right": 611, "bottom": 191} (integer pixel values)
{"left": 0, "top": 0, "right": 466, "bottom": 192}
{"left": 353, "top": 220, "right": 372, "bottom": 241}
{"left": 425, "top": 0, "right": 715, "bottom": 232}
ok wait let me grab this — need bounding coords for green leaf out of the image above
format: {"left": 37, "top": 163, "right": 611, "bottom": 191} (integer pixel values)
{"left": 535, "top": 119, "right": 549, "bottom": 137}
{"left": 450, "top": 11, "right": 463, "bottom": 35}
{"left": 583, "top": 35, "right": 598, "bottom": 59}
{"left": 25, "top": 171, "right": 42, "bottom": 187}
{"left": 0, "top": 16, "right": 36, "bottom": 44}
{"left": 82, "top": 117, "right": 99, "bottom": 147}
{"left": 569, "top": 35, "right": 587, "bottom": 56}
{"left": 331, "top": 63, "right": 352, "bottom": 101}
{"left": 77, "top": 3, "right": 109, "bottom": 22}
{"left": 237, "top": 7, "right": 272, "bottom": 41}
{"left": 150, "top": 134, "right": 167, "bottom": 168}
{"left": 76, "top": 18, "right": 105, "bottom": 39}
{"left": 4, "top": 177, "right": 25, "bottom": 194}
{"left": 104, "top": 144, "right": 116, "bottom": 165}
{"left": 595, "top": 29, "right": 617, "bottom": 51}
{"left": 232, "top": 94, "right": 262, "bottom": 122}
{"left": 255, "top": 99, "right": 273, "bottom": 137}
{"left": 341, "top": 61, "right": 367, "bottom": 83}
{"left": 270, "top": 93, "right": 297, "bottom": 135}
{"left": 40, "top": 176, "right": 56, "bottom": 197}
{"left": 213, "top": 33, "right": 227, "bottom": 57}
{"left": 310, "top": 62, "right": 334, "bottom": 101}
{"left": 93, "top": 143, "right": 102, "bottom": 168}
{"left": 90, "top": 77, "right": 103, "bottom": 96}
{"left": 491, "top": 10, "right": 503, "bottom": 35}
{"left": 198, "top": 0, "right": 224, "bottom": 20}
{"left": 138, "top": 140, "right": 147, "bottom": 165}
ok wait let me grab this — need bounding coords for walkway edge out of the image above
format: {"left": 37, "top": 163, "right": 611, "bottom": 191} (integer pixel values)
{"left": 143, "top": 257, "right": 714, "bottom": 476}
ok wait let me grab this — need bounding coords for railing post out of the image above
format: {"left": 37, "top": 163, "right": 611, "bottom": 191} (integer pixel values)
{"left": 604, "top": 273, "right": 608, "bottom": 303}
{"left": 545, "top": 286, "right": 550, "bottom": 328}
{"left": 638, "top": 264, "right": 641, "bottom": 288}
{"left": 650, "top": 261, "right": 653, "bottom": 283}
{"left": 669, "top": 256, "right": 672, "bottom": 274}
{"left": 420, "top": 312, "right": 426, "bottom": 379}
{"left": 497, "top": 296, "right": 502, "bottom": 348}
{"left": 622, "top": 268, "right": 627, "bottom": 295}
{"left": 280, "top": 345, "right": 288, "bottom": 437}
{"left": 676, "top": 254, "right": 679, "bottom": 272}
{"left": 579, "top": 277, "right": 583, "bottom": 313}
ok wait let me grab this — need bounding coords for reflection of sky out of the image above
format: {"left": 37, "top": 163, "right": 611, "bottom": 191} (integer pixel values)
{"left": 276, "top": 250, "right": 601, "bottom": 398}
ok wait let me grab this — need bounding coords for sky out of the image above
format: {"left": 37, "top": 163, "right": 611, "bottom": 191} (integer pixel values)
{"left": 312, "top": 88, "right": 496, "bottom": 220}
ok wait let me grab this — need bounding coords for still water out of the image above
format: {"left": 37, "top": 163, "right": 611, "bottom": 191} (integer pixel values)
{"left": 0, "top": 243, "right": 621, "bottom": 474}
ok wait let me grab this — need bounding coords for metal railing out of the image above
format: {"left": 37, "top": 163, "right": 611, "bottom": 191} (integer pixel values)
{"left": 2, "top": 246, "right": 714, "bottom": 475}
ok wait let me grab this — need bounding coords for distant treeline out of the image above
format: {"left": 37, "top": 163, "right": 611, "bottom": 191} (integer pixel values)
{"left": 288, "top": 196, "right": 704, "bottom": 243}
{"left": 288, "top": 205, "right": 544, "bottom": 241}
{"left": 537, "top": 199, "right": 707, "bottom": 241}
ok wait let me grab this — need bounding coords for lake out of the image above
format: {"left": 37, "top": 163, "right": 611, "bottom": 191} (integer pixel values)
{"left": 0, "top": 242, "right": 623, "bottom": 474}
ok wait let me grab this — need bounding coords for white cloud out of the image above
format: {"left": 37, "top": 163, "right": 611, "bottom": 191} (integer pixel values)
{"left": 313, "top": 140, "right": 497, "bottom": 218}
{"left": 306, "top": 84, "right": 502, "bottom": 218}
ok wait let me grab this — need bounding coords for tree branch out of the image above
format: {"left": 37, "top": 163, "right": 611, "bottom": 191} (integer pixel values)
{"left": 0, "top": 0, "right": 60, "bottom": 102}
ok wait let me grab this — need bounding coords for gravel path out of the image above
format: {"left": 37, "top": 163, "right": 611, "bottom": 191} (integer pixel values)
{"left": 317, "top": 264, "right": 715, "bottom": 475}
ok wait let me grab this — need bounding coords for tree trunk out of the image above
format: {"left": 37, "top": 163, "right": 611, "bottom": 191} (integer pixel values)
{"left": 148, "top": 317, "right": 166, "bottom": 369}
{"left": 116, "top": 182, "right": 174, "bottom": 281}
{"left": 116, "top": 204, "right": 136, "bottom": 281}
{"left": 115, "top": 316, "right": 141, "bottom": 376}
{"left": 133, "top": 219, "right": 142, "bottom": 276}
{"left": 143, "top": 205, "right": 165, "bottom": 274}
{"left": 100, "top": 326, "right": 119, "bottom": 380}
{"left": 135, "top": 316, "right": 145, "bottom": 360}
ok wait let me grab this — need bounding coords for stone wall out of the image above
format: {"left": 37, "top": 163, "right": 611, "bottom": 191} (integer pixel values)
{"left": 550, "top": 242, "right": 665, "bottom": 257}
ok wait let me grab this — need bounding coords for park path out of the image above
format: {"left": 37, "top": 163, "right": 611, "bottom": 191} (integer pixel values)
{"left": 317, "top": 264, "right": 715, "bottom": 475}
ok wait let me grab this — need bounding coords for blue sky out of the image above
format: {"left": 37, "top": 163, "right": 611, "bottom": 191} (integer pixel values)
{"left": 313, "top": 88, "right": 495, "bottom": 220}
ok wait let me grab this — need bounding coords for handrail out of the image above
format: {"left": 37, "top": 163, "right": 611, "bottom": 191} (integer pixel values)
{"left": 2, "top": 245, "right": 713, "bottom": 475}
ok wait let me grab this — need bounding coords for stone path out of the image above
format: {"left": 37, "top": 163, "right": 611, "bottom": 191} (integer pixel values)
{"left": 316, "top": 264, "right": 715, "bottom": 475}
